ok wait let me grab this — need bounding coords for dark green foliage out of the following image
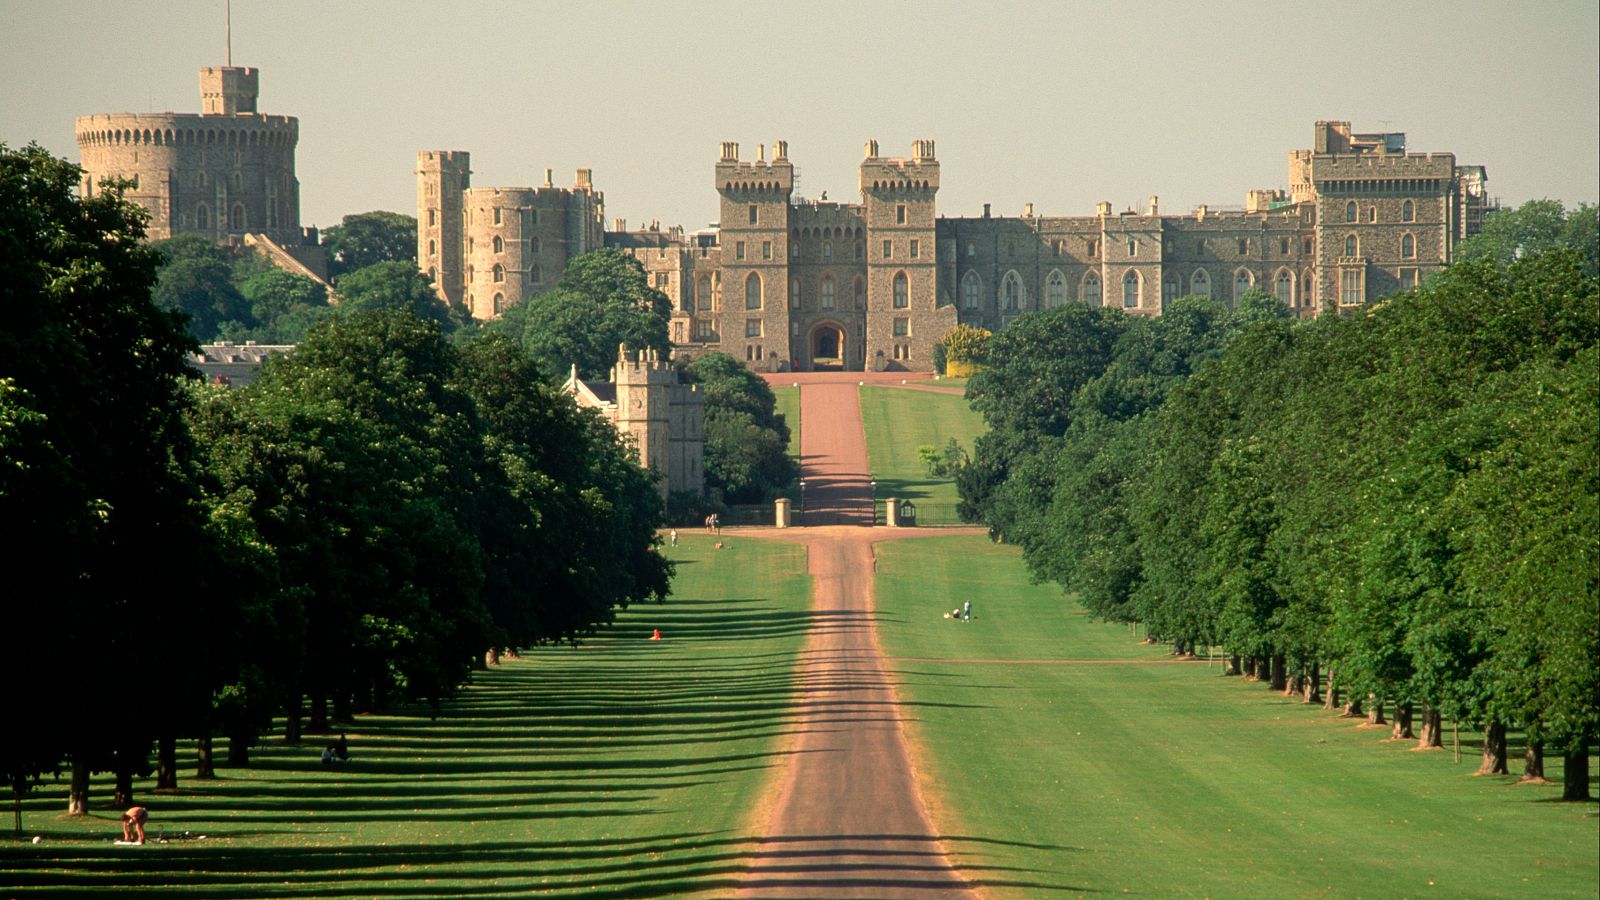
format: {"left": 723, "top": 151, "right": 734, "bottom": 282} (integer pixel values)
{"left": 333, "top": 259, "right": 460, "bottom": 331}
{"left": 1456, "top": 199, "right": 1598, "bottom": 278}
{"left": 0, "top": 143, "right": 213, "bottom": 793}
{"left": 150, "top": 233, "right": 331, "bottom": 343}
{"left": 320, "top": 210, "right": 418, "bottom": 278}
{"left": 683, "top": 351, "right": 798, "bottom": 504}
{"left": 492, "top": 249, "right": 670, "bottom": 380}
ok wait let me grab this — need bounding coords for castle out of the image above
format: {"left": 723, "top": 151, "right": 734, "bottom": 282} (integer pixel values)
{"left": 421, "top": 122, "right": 1492, "bottom": 372}
{"left": 563, "top": 346, "right": 705, "bottom": 500}
{"left": 75, "top": 65, "right": 328, "bottom": 281}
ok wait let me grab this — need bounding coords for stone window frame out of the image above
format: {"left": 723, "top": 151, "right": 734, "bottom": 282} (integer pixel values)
{"left": 230, "top": 203, "right": 246, "bottom": 231}
{"left": 961, "top": 271, "right": 982, "bottom": 310}
{"left": 823, "top": 240, "right": 833, "bottom": 261}
{"left": 1279, "top": 237, "right": 1290, "bottom": 256}
{"left": 893, "top": 317, "right": 910, "bottom": 337}
{"left": 896, "top": 204, "right": 907, "bottom": 225}
{"left": 883, "top": 239, "right": 893, "bottom": 260}
{"left": 1191, "top": 268, "right": 1211, "bottom": 298}
{"left": 748, "top": 203, "right": 759, "bottom": 225}
{"left": 1400, "top": 232, "right": 1416, "bottom": 259}
{"left": 698, "top": 275, "right": 713, "bottom": 311}
{"left": 493, "top": 207, "right": 502, "bottom": 226}
{"left": 1127, "top": 238, "right": 1138, "bottom": 257}
{"left": 696, "top": 319, "right": 714, "bottom": 339}
{"left": 892, "top": 271, "right": 910, "bottom": 309}
{"left": 530, "top": 237, "right": 541, "bottom": 254}
{"left": 1402, "top": 199, "right": 1416, "bottom": 223}
{"left": 1237, "top": 237, "right": 1250, "bottom": 255}
{"left": 492, "top": 235, "right": 504, "bottom": 254}
{"left": 1122, "top": 270, "right": 1140, "bottom": 308}
{"left": 1345, "top": 201, "right": 1358, "bottom": 223}
{"left": 821, "top": 274, "right": 836, "bottom": 310}
{"left": 1086, "top": 238, "right": 1099, "bottom": 257}
{"left": 735, "top": 240, "right": 746, "bottom": 261}
{"left": 745, "top": 318, "right": 763, "bottom": 338}
{"left": 1367, "top": 206, "right": 1378, "bottom": 223}
{"left": 1002, "top": 270, "right": 1023, "bottom": 311}
{"left": 1232, "top": 268, "right": 1254, "bottom": 302}
{"left": 1045, "top": 269, "right": 1066, "bottom": 308}
{"left": 529, "top": 264, "right": 542, "bottom": 283}
{"left": 1163, "top": 276, "right": 1180, "bottom": 304}
{"left": 853, "top": 276, "right": 865, "bottom": 309}
{"left": 1399, "top": 267, "right": 1419, "bottom": 291}
{"left": 1081, "top": 271, "right": 1102, "bottom": 306}
{"left": 763, "top": 240, "right": 772, "bottom": 260}
{"left": 790, "top": 277, "right": 802, "bottom": 310}
{"left": 1274, "top": 268, "right": 1295, "bottom": 306}
{"left": 492, "top": 263, "right": 505, "bottom": 283}
{"left": 1340, "top": 268, "right": 1365, "bottom": 306}
{"left": 1344, "top": 234, "right": 1359, "bottom": 257}
{"left": 493, "top": 292, "right": 505, "bottom": 315}
{"left": 745, "top": 272, "right": 762, "bottom": 310}
{"left": 966, "top": 240, "right": 976, "bottom": 258}
{"left": 910, "top": 239, "right": 920, "bottom": 259}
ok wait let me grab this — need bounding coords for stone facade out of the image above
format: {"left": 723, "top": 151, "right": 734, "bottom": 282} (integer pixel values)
{"left": 75, "top": 66, "right": 323, "bottom": 272}
{"left": 417, "top": 154, "right": 606, "bottom": 320}
{"left": 423, "top": 121, "right": 1491, "bottom": 372}
{"left": 564, "top": 346, "right": 705, "bottom": 499}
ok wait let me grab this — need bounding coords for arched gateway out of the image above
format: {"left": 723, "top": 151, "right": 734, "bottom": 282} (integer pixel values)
{"left": 809, "top": 321, "right": 847, "bottom": 370}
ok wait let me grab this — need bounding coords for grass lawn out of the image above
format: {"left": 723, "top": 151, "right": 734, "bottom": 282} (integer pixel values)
{"left": 859, "top": 385, "right": 985, "bottom": 524}
{"left": 873, "top": 534, "right": 1600, "bottom": 898}
{"left": 1, "top": 535, "right": 811, "bottom": 897}
{"left": 770, "top": 385, "right": 799, "bottom": 458}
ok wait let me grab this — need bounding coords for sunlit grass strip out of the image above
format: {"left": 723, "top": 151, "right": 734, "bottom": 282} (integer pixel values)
{"left": 859, "top": 384, "right": 985, "bottom": 521}
{"left": 3, "top": 534, "right": 811, "bottom": 898}
{"left": 873, "top": 535, "right": 1600, "bottom": 899}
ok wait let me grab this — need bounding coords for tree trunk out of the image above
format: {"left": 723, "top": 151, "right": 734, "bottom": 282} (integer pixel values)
{"left": 1303, "top": 665, "right": 1321, "bottom": 705}
{"left": 1390, "top": 701, "right": 1412, "bottom": 738}
{"left": 1323, "top": 667, "right": 1338, "bottom": 710}
{"left": 112, "top": 767, "right": 134, "bottom": 810}
{"left": 1284, "top": 671, "right": 1301, "bottom": 697}
{"left": 1241, "top": 657, "right": 1257, "bottom": 680}
{"left": 1415, "top": 708, "right": 1443, "bottom": 749}
{"left": 1475, "top": 722, "right": 1508, "bottom": 775}
{"left": 1269, "top": 656, "right": 1287, "bottom": 691}
{"left": 333, "top": 690, "right": 353, "bottom": 724}
{"left": 67, "top": 758, "right": 89, "bottom": 815}
{"left": 1341, "top": 694, "right": 1364, "bottom": 718}
{"left": 1225, "top": 654, "right": 1241, "bottom": 676}
{"left": 226, "top": 731, "right": 250, "bottom": 767}
{"left": 1367, "top": 695, "right": 1387, "bottom": 726}
{"left": 284, "top": 697, "right": 302, "bottom": 745}
{"left": 309, "top": 693, "right": 328, "bottom": 733}
{"left": 195, "top": 735, "right": 216, "bottom": 780}
{"left": 1519, "top": 742, "right": 1549, "bottom": 784}
{"left": 1561, "top": 747, "right": 1592, "bottom": 801}
{"left": 156, "top": 735, "right": 178, "bottom": 790}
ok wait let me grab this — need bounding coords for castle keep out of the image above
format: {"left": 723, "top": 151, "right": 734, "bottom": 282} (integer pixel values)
{"left": 75, "top": 65, "right": 327, "bottom": 279}
{"left": 422, "top": 121, "right": 1491, "bottom": 373}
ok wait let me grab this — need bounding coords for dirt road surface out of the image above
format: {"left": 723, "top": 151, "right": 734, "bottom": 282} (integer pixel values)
{"left": 734, "top": 373, "right": 983, "bottom": 898}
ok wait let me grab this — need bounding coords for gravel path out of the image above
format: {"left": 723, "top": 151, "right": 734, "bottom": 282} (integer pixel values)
{"left": 734, "top": 373, "right": 981, "bottom": 898}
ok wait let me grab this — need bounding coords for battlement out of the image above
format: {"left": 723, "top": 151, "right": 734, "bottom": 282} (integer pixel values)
{"left": 200, "top": 66, "right": 259, "bottom": 115}
{"left": 612, "top": 344, "right": 678, "bottom": 383}
{"left": 715, "top": 141, "right": 795, "bottom": 195}
{"left": 418, "top": 150, "right": 471, "bottom": 171}
{"left": 860, "top": 140, "right": 940, "bottom": 193}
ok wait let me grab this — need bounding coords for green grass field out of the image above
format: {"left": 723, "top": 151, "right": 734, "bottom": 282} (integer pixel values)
{"left": 770, "top": 385, "right": 799, "bottom": 458}
{"left": 1, "top": 535, "right": 810, "bottom": 897}
{"left": 859, "top": 385, "right": 985, "bottom": 524}
{"left": 873, "top": 534, "right": 1600, "bottom": 898}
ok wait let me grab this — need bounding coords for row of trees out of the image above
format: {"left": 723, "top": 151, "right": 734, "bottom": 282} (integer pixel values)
{"left": 960, "top": 205, "right": 1597, "bottom": 800}
{"left": 1, "top": 145, "right": 671, "bottom": 811}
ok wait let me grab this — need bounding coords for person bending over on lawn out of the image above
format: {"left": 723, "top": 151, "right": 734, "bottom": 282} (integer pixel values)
{"left": 121, "top": 805, "right": 148, "bottom": 844}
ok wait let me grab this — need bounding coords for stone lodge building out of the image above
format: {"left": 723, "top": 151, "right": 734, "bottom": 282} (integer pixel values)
{"left": 427, "top": 120, "right": 1489, "bottom": 374}
{"left": 563, "top": 345, "right": 705, "bottom": 499}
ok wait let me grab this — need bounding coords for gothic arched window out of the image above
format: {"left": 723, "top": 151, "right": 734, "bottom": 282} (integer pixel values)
{"left": 961, "top": 272, "right": 981, "bottom": 309}
{"left": 745, "top": 272, "right": 762, "bottom": 310}
{"left": 1046, "top": 271, "right": 1066, "bottom": 308}
{"left": 1122, "top": 271, "right": 1140, "bottom": 308}
{"left": 893, "top": 272, "right": 909, "bottom": 309}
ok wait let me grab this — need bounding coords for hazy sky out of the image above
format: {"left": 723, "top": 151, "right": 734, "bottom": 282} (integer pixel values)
{"left": 5, "top": 1, "right": 1597, "bottom": 232}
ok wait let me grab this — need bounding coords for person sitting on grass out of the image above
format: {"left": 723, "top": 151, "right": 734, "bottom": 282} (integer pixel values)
{"left": 121, "top": 805, "right": 148, "bottom": 844}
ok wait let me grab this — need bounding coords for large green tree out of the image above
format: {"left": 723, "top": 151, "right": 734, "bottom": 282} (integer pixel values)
{"left": 0, "top": 144, "right": 215, "bottom": 810}
{"left": 320, "top": 210, "right": 417, "bottom": 277}
{"left": 334, "top": 259, "right": 462, "bottom": 331}
{"left": 493, "top": 249, "right": 671, "bottom": 381}
{"left": 682, "top": 352, "right": 797, "bottom": 504}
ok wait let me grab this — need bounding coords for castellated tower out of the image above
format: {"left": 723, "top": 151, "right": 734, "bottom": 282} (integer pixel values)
{"left": 860, "top": 140, "right": 955, "bottom": 370}
{"left": 420, "top": 156, "right": 606, "bottom": 320}
{"left": 76, "top": 66, "right": 303, "bottom": 244}
{"left": 715, "top": 141, "right": 793, "bottom": 371}
{"left": 609, "top": 344, "right": 703, "bottom": 498}
{"left": 417, "top": 151, "right": 471, "bottom": 310}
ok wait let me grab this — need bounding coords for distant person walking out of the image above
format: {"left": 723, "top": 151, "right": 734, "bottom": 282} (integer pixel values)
{"left": 961, "top": 600, "right": 972, "bottom": 622}
{"left": 669, "top": 529, "right": 678, "bottom": 547}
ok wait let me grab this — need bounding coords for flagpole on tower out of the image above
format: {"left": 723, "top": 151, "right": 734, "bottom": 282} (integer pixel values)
{"left": 226, "top": 0, "right": 232, "bottom": 66}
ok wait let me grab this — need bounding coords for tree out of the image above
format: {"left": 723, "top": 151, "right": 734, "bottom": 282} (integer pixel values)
{"left": 150, "top": 233, "right": 249, "bottom": 341}
{"left": 334, "top": 259, "right": 461, "bottom": 331}
{"left": 492, "top": 249, "right": 670, "bottom": 380}
{"left": 320, "top": 211, "right": 417, "bottom": 278}
{"left": 939, "top": 323, "right": 991, "bottom": 377}
{"left": 683, "top": 352, "right": 798, "bottom": 504}
{"left": 0, "top": 144, "right": 214, "bottom": 809}
{"left": 231, "top": 264, "right": 330, "bottom": 343}
{"left": 1456, "top": 200, "right": 1599, "bottom": 278}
